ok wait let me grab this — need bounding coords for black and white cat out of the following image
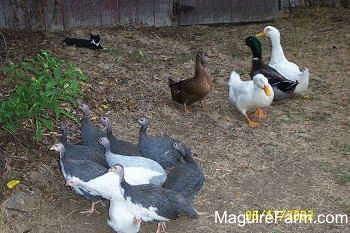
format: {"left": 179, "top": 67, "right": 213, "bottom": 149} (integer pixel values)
{"left": 63, "top": 34, "right": 104, "bottom": 50}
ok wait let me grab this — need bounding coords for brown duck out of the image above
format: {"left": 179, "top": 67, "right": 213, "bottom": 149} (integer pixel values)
{"left": 168, "top": 51, "right": 212, "bottom": 112}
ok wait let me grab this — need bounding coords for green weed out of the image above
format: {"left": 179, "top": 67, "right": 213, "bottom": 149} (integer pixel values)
{"left": 0, "top": 50, "right": 87, "bottom": 142}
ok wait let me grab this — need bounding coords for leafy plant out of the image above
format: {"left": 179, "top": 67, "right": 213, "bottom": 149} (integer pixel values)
{"left": 0, "top": 50, "right": 87, "bottom": 142}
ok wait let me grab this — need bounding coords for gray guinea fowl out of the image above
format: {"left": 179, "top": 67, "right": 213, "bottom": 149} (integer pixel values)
{"left": 162, "top": 142, "right": 204, "bottom": 202}
{"left": 101, "top": 116, "right": 141, "bottom": 156}
{"left": 79, "top": 104, "right": 105, "bottom": 150}
{"left": 50, "top": 143, "right": 108, "bottom": 215}
{"left": 137, "top": 117, "right": 182, "bottom": 169}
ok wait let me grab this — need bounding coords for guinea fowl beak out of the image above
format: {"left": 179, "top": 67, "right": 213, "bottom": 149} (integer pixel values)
{"left": 263, "top": 85, "right": 272, "bottom": 96}
{"left": 256, "top": 31, "right": 265, "bottom": 37}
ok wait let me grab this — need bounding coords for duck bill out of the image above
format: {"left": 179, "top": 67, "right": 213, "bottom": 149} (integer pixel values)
{"left": 256, "top": 31, "right": 265, "bottom": 38}
{"left": 264, "top": 85, "right": 272, "bottom": 96}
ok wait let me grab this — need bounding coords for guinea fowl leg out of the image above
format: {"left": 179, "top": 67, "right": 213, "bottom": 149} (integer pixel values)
{"left": 155, "top": 222, "right": 167, "bottom": 233}
{"left": 80, "top": 201, "right": 101, "bottom": 215}
{"left": 245, "top": 114, "right": 260, "bottom": 128}
{"left": 253, "top": 108, "right": 266, "bottom": 119}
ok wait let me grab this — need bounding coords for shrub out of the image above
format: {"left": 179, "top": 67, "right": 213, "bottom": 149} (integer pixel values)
{"left": 0, "top": 50, "right": 87, "bottom": 142}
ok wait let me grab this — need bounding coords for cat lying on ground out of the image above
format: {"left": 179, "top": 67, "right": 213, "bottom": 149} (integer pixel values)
{"left": 63, "top": 34, "right": 104, "bottom": 50}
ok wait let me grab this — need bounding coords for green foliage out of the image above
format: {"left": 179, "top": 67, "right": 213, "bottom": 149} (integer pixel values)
{"left": 0, "top": 50, "right": 87, "bottom": 142}
{"left": 332, "top": 167, "right": 350, "bottom": 185}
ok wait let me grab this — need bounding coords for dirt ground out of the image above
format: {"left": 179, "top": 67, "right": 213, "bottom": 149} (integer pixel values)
{"left": 0, "top": 7, "right": 349, "bottom": 233}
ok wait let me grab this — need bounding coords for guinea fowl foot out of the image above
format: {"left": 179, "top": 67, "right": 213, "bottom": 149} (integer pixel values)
{"left": 155, "top": 222, "right": 167, "bottom": 233}
{"left": 253, "top": 108, "right": 266, "bottom": 119}
{"left": 245, "top": 114, "right": 260, "bottom": 128}
{"left": 80, "top": 201, "right": 101, "bottom": 215}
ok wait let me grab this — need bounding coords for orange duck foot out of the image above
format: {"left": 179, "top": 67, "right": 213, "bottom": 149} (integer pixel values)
{"left": 245, "top": 114, "right": 260, "bottom": 127}
{"left": 200, "top": 101, "right": 208, "bottom": 111}
{"left": 183, "top": 103, "right": 190, "bottom": 113}
{"left": 254, "top": 108, "right": 266, "bottom": 119}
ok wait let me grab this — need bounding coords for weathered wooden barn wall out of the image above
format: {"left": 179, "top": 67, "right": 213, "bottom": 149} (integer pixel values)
{"left": 279, "top": 0, "right": 343, "bottom": 8}
{"left": 0, "top": 0, "right": 279, "bottom": 31}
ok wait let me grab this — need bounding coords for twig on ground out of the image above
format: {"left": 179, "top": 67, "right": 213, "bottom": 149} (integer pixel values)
{"left": 0, "top": 32, "right": 8, "bottom": 66}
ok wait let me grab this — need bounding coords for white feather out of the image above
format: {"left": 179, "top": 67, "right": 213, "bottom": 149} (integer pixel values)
{"left": 124, "top": 166, "right": 163, "bottom": 185}
{"left": 264, "top": 26, "right": 309, "bottom": 94}
{"left": 228, "top": 72, "right": 274, "bottom": 115}
{"left": 108, "top": 201, "right": 140, "bottom": 233}
{"left": 69, "top": 172, "right": 168, "bottom": 233}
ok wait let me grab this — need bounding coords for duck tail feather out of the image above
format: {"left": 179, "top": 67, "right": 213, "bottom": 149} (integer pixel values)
{"left": 228, "top": 71, "right": 241, "bottom": 86}
{"left": 168, "top": 77, "right": 176, "bottom": 87}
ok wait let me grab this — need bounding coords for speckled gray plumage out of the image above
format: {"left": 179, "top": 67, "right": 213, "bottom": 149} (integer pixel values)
{"left": 80, "top": 104, "right": 105, "bottom": 150}
{"left": 101, "top": 117, "right": 141, "bottom": 156}
{"left": 121, "top": 179, "right": 198, "bottom": 220}
{"left": 137, "top": 118, "right": 182, "bottom": 169}
{"left": 163, "top": 145, "right": 204, "bottom": 201}
{"left": 53, "top": 143, "right": 108, "bottom": 201}
{"left": 60, "top": 126, "right": 108, "bottom": 167}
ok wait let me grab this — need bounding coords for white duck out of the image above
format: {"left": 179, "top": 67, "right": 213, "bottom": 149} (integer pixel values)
{"left": 256, "top": 26, "right": 309, "bottom": 94}
{"left": 228, "top": 72, "right": 274, "bottom": 127}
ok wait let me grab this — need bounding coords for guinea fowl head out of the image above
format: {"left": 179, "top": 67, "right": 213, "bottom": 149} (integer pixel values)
{"left": 98, "top": 137, "right": 110, "bottom": 147}
{"left": 108, "top": 164, "right": 125, "bottom": 183}
{"left": 137, "top": 117, "right": 149, "bottom": 127}
{"left": 101, "top": 116, "right": 112, "bottom": 128}
{"left": 79, "top": 104, "right": 90, "bottom": 116}
{"left": 173, "top": 142, "right": 191, "bottom": 157}
{"left": 49, "top": 143, "right": 65, "bottom": 153}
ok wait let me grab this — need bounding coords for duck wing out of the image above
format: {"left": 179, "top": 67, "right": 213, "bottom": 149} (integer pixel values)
{"left": 257, "top": 64, "right": 298, "bottom": 93}
{"left": 169, "top": 77, "right": 198, "bottom": 102}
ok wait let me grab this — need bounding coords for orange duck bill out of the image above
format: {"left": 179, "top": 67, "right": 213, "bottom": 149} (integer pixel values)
{"left": 264, "top": 85, "right": 272, "bottom": 96}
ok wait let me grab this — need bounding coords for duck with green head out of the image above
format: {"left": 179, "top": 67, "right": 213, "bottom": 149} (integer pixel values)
{"left": 245, "top": 36, "right": 299, "bottom": 100}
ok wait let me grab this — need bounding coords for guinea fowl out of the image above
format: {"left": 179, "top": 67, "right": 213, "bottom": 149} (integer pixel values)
{"left": 49, "top": 143, "right": 108, "bottom": 215}
{"left": 168, "top": 50, "right": 212, "bottom": 113}
{"left": 66, "top": 164, "right": 198, "bottom": 233}
{"left": 101, "top": 116, "right": 141, "bottom": 155}
{"left": 99, "top": 137, "right": 166, "bottom": 186}
{"left": 79, "top": 104, "right": 105, "bottom": 150}
{"left": 245, "top": 36, "right": 298, "bottom": 100}
{"left": 163, "top": 142, "right": 204, "bottom": 202}
{"left": 137, "top": 117, "right": 182, "bottom": 169}
{"left": 60, "top": 126, "right": 108, "bottom": 167}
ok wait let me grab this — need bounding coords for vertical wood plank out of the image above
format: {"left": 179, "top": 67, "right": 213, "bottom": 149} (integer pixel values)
{"left": 119, "top": 0, "right": 137, "bottom": 25}
{"left": 136, "top": 0, "right": 155, "bottom": 26}
{"left": 154, "top": 0, "right": 172, "bottom": 27}
{"left": 100, "top": 0, "right": 119, "bottom": 26}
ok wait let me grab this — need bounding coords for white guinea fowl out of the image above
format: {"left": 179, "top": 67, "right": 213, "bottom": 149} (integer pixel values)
{"left": 228, "top": 71, "right": 274, "bottom": 127}
{"left": 256, "top": 26, "right": 309, "bottom": 94}
{"left": 66, "top": 172, "right": 141, "bottom": 233}
{"left": 99, "top": 137, "right": 166, "bottom": 186}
